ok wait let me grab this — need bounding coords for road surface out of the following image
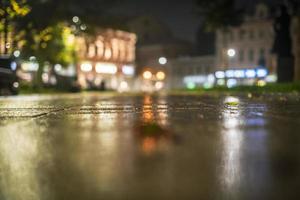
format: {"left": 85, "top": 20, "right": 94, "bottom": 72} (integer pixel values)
{"left": 0, "top": 93, "right": 300, "bottom": 200}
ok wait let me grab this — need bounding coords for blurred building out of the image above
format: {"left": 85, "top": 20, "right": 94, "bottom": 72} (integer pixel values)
{"left": 167, "top": 55, "right": 215, "bottom": 89}
{"left": 127, "top": 16, "right": 194, "bottom": 91}
{"left": 216, "top": 3, "right": 275, "bottom": 73}
{"left": 76, "top": 29, "right": 137, "bottom": 91}
{"left": 215, "top": 3, "right": 299, "bottom": 86}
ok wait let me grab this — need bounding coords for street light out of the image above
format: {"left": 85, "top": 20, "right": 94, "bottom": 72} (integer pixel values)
{"left": 156, "top": 71, "right": 166, "bottom": 80}
{"left": 72, "top": 16, "right": 79, "bottom": 23}
{"left": 13, "top": 50, "right": 21, "bottom": 58}
{"left": 143, "top": 71, "right": 152, "bottom": 80}
{"left": 158, "top": 57, "right": 167, "bottom": 65}
{"left": 227, "top": 49, "right": 236, "bottom": 57}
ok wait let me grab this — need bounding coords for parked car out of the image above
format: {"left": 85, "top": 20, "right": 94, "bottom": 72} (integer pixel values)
{"left": 0, "top": 56, "right": 19, "bottom": 95}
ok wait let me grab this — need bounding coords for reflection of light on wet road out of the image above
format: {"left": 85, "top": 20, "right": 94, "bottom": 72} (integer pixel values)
{"left": 221, "top": 98, "right": 272, "bottom": 197}
{"left": 156, "top": 97, "right": 169, "bottom": 127}
{"left": 221, "top": 97, "right": 243, "bottom": 190}
{"left": 142, "top": 137, "right": 157, "bottom": 154}
{"left": 140, "top": 95, "right": 171, "bottom": 155}
{"left": 0, "top": 122, "right": 45, "bottom": 200}
{"left": 222, "top": 129, "right": 243, "bottom": 189}
{"left": 142, "top": 95, "right": 154, "bottom": 123}
{"left": 76, "top": 102, "right": 122, "bottom": 192}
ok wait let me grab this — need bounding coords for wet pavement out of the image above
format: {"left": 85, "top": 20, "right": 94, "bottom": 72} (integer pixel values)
{"left": 0, "top": 93, "right": 300, "bottom": 200}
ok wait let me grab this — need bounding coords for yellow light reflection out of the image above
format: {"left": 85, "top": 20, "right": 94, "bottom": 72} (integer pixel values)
{"left": 0, "top": 122, "right": 46, "bottom": 200}
{"left": 139, "top": 95, "right": 171, "bottom": 155}
{"left": 76, "top": 102, "right": 123, "bottom": 192}
{"left": 142, "top": 95, "right": 154, "bottom": 123}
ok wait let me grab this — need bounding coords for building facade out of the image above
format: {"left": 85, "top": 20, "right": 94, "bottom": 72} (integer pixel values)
{"left": 215, "top": 3, "right": 300, "bottom": 85}
{"left": 76, "top": 29, "right": 137, "bottom": 91}
{"left": 216, "top": 3, "right": 275, "bottom": 73}
{"left": 167, "top": 55, "right": 215, "bottom": 89}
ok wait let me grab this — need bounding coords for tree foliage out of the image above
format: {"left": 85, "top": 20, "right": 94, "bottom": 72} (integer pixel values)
{"left": 0, "top": 0, "right": 30, "bottom": 54}
{"left": 14, "top": 0, "right": 115, "bottom": 60}
{"left": 196, "top": 0, "right": 241, "bottom": 32}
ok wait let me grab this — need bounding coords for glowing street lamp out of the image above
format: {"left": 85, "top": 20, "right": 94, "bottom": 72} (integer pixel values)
{"left": 158, "top": 57, "right": 167, "bottom": 65}
{"left": 227, "top": 49, "right": 236, "bottom": 57}
{"left": 156, "top": 71, "right": 166, "bottom": 80}
{"left": 72, "top": 16, "right": 79, "bottom": 23}
{"left": 143, "top": 71, "right": 152, "bottom": 80}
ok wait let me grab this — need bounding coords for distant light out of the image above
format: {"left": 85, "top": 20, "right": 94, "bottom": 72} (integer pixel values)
{"left": 234, "top": 70, "right": 245, "bottom": 78}
{"left": 42, "top": 73, "right": 49, "bottom": 83}
{"left": 155, "top": 81, "right": 164, "bottom": 90}
{"left": 80, "top": 62, "right": 93, "bottom": 72}
{"left": 224, "top": 96, "right": 240, "bottom": 105}
{"left": 72, "top": 16, "right": 79, "bottom": 23}
{"left": 80, "top": 24, "right": 87, "bottom": 31}
{"left": 13, "top": 50, "right": 20, "bottom": 58}
{"left": 158, "top": 57, "right": 167, "bottom": 65}
{"left": 66, "top": 35, "right": 75, "bottom": 46}
{"left": 187, "top": 82, "right": 196, "bottom": 90}
{"left": 5, "top": 42, "right": 11, "bottom": 49}
{"left": 156, "top": 71, "right": 166, "bottom": 80}
{"left": 13, "top": 82, "right": 19, "bottom": 88}
{"left": 207, "top": 74, "right": 215, "bottom": 83}
{"left": 257, "top": 80, "right": 267, "bottom": 87}
{"left": 266, "top": 75, "right": 277, "bottom": 83}
{"left": 256, "top": 69, "right": 268, "bottom": 78}
{"left": 21, "top": 62, "right": 39, "bottom": 71}
{"left": 227, "top": 79, "right": 238, "bottom": 88}
{"left": 29, "top": 56, "right": 36, "bottom": 62}
{"left": 54, "top": 64, "right": 62, "bottom": 72}
{"left": 119, "top": 81, "right": 129, "bottom": 92}
{"left": 225, "top": 70, "right": 235, "bottom": 78}
{"left": 95, "top": 63, "right": 117, "bottom": 74}
{"left": 184, "top": 75, "right": 206, "bottom": 84}
{"left": 122, "top": 65, "right": 135, "bottom": 76}
{"left": 215, "top": 71, "right": 225, "bottom": 79}
{"left": 217, "top": 79, "right": 225, "bottom": 86}
{"left": 143, "top": 71, "right": 152, "bottom": 80}
{"left": 10, "top": 62, "right": 17, "bottom": 71}
{"left": 245, "top": 69, "right": 256, "bottom": 78}
{"left": 203, "top": 82, "right": 214, "bottom": 89}
{"left": 227, "top": 49, "right": 236, "bottom": 57}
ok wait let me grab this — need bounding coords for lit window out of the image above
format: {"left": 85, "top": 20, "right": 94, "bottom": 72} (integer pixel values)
{"left": 80, "top": 62, "right": 93, "bottom": 72}
{"left": 88, "top": 45, "right": 96, "bottom": 58}
{"left": 95, "top": 63, "right": 117, "bottom": 74}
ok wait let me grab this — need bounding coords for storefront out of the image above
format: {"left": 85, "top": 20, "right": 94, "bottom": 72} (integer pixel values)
{"left": 76, "top": 29, "right": 137, "bottom": 91}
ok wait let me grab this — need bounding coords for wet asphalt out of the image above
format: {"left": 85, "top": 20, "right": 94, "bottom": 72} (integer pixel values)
{"left": 0, "top": 93, "right": 300, "bottom": 200}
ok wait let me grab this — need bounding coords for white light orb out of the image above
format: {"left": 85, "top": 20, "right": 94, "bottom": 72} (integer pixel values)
{"left": 158, "top": 57, "right": 167, "bottom": 65}
{"left": 227, "top": 49, "right": 236, "bottom": 57}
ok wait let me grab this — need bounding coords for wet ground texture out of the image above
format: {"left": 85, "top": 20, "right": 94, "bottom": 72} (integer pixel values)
{"left": 1, "top": 93, "right": 300, "bottom": 200}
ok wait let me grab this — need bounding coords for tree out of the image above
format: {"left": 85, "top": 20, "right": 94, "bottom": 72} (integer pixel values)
{"left": 0, "top": 0, "right": 30, "bottom": 54}
{"left": 14, "top": 0, "right": 115, "bottom": 87}
{"left": 196, "top": 0, "right": 241, "bottom": 32}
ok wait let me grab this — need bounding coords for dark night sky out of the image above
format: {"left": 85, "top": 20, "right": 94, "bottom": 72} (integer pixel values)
{"left": 110, "top": 0, "right": 279, "bottom": 43}
{"left": 110, "top": 0, "right": 200, "bottom": 42}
